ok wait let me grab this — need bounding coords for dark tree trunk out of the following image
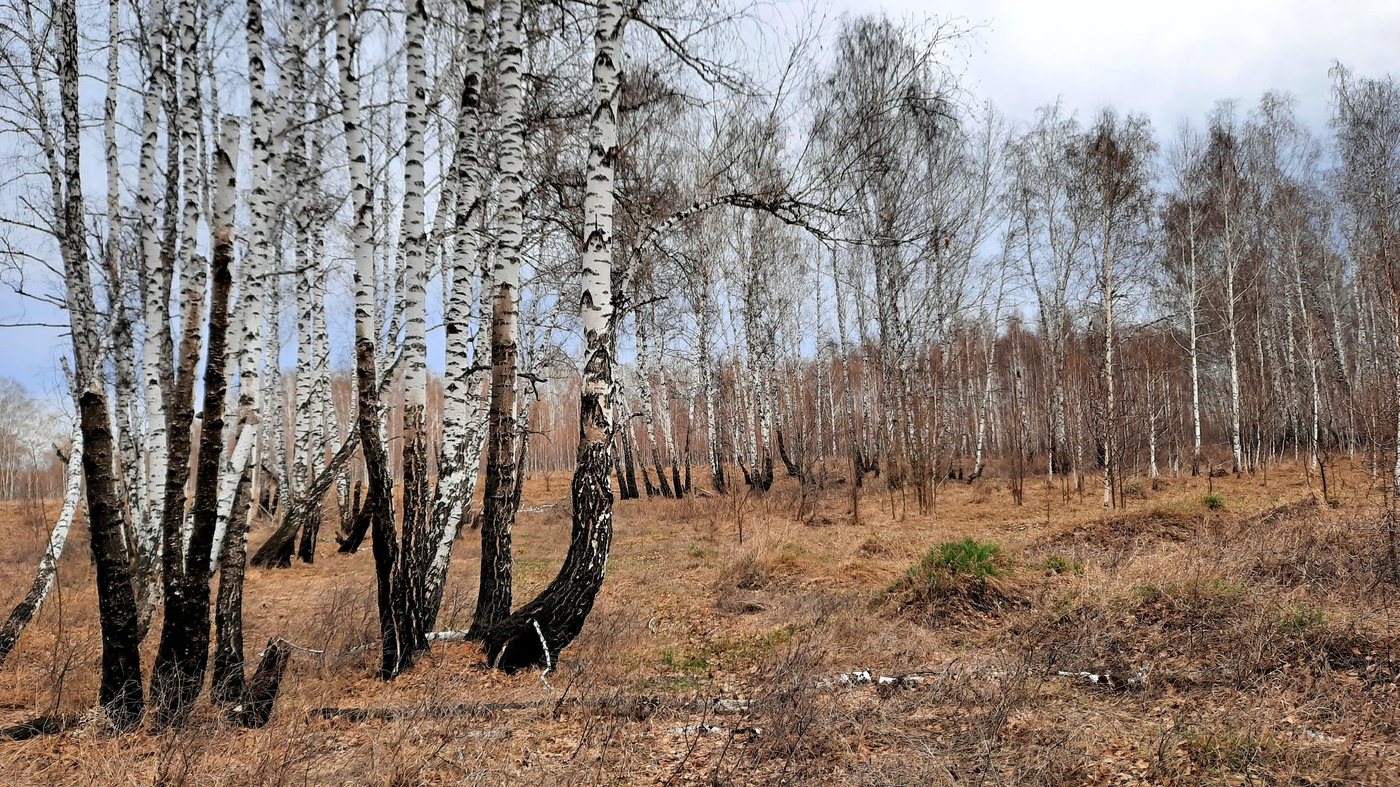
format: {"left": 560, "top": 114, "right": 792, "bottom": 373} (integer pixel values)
{"left": 483, "top": 353, "right": 613, "bottom": 672}
{"left": 709, "top": 403, "right": 727, "bottom": 494}
{"left": 389, "top": 401, "right": 430, "bottom": 677}
{"left": 650, "top": 433, "right": 673, "bottom": 498}
{"left": 510, "top": 425, "right": 530, "bottom": 515}
{"left": 656, "top": 465, "right": 674, "bottom": 498}
{"left": 621, "top": 425, "right": 639, "bottom": 499}
{"left": 212, "top": 474, "right": 251, "bottom": 705}
{"left": 151, "top": 172, "right": 236, "bottom": 726}
{"left": 253, "top": 502, "right": 306, "bottom": 568}
{"left": 77, "top": 390, "right": 144, "bottom": 730}
{"left": 254, "top": 427, "right": 360, "bottom": 565}
{"left": 229, "top": 638, "right": 290, "bottom": 728}
{"left": 776, "top": 429, "right": 802, "bottom": 479}
{"left": 358, "top": 337, "right": 399, "bottom": 680}
{"left": 611, "top": 434, "right": 628, "bottom": 499}
{"left": 148, "top": 253, "right": 205, "bottom": 723}
{"left": 470, "top": 283, "right": 520, "bottom": 638}
{"left": 296, "top": 496, "right": 323, "bottom": 564}
{"left": 339, "top": 476, "right": 357, "bottom": 539}
{"left": 758, "top": 456, "right": 774, "bottom": 492}
{"left": 681, "top": 422, "right": 692, "bottom": 495}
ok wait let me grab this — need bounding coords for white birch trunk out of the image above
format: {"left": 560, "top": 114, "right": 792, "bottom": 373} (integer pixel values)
{"left": 401, "top": 0, "right": 430, "bottom": 444}
{"left": 1147, "top": 372, "right": 1160, "bottom": 480}
{"left": 1224, "top": 210, "right": 1244, "bottom": 473}
{"left": 333, "top": 0, "right": 377, "bottom": 392}
{"left": 1291, "top": 238, "right": 1322, "bottom": 470}
{"left": 136, "top": 16, "right": 169, "bottom": 566}
{"left": 425, "top": 0, "right": 488, "bottom": 591}
{"left": 1101, "top": 233, "right": 1115, "bottom": 508}
{"left": 175, "top": 0, "right": 207, "bottom": 557}
{"left": 206, "top": 113, "right": 251, "bottom": 570}
{"left": 972, "top": 261, "right": 1008, "bottom": 480}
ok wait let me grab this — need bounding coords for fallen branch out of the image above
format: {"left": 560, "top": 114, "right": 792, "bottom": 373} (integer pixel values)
{"left": 313, "top": 701, "right": 541, "bottom": 722}
{"left": 0, "top": 714, "right": 82, "bottom": 741}
{"left": 667, "top": 723, "right": 761, "bottom": 737}
{"left": 310, "top": 694, "right": 747, "bottom": 724}
{"left": 1054, "top": 664, "right": 1152, "bottom": 691}
{"left": 817, "top": 667, "right": 953, "bottom": 690}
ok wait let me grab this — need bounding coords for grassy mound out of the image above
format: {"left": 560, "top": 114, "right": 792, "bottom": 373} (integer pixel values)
{"left": 890, "top": 538, "right": 1020, "bottom": 620}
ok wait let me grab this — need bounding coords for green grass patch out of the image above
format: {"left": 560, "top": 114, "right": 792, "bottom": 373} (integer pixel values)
{"left": 659, "top": 624, "right": 800, "bottom": 676}
{"left": 1039, "top": 554, "right": 1084, "bottom": 575}
{"left": 891, "top": 539, "right": 1017, "bottom": 619}
{"left": 1279, "top": 603, "right": 1324, "bottom": 634}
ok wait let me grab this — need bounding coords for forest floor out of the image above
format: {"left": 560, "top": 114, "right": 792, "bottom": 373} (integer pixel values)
{"left": 0, "top": 461, "right": 1398, "bottom": 785}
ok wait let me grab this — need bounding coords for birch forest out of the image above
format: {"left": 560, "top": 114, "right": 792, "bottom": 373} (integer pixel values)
{"left": 0, "top": 0, "right": 1398, "bottom": 782}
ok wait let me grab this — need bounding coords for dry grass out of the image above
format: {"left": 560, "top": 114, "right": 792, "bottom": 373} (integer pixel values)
{"left": 0, "top": 463, "right": 1398, "bottom": 784}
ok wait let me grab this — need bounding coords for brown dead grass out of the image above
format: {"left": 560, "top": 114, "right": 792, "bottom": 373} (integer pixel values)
{"left": 0, "top": 463, "right": 1397, "bottom": 784}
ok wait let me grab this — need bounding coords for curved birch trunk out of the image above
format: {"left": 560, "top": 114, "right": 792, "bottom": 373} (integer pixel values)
{"left": 0, "top": 422, "right": 83, "bottom": 670}
{"left": 483, "top": 0, "right": 625, "bottom": 672}
{"left": 52, "top": 0, "right": 145, "bottom": 728}
{"left": 150, "top": 117, "right": 240, "bottom": 728}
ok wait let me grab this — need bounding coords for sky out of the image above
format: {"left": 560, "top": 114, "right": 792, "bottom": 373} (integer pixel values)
{"left": 841, "top": 0, "right": 1400, "bottom": 133}
{"left": 2, "top": 0, "right": 1398, "bottom": 404}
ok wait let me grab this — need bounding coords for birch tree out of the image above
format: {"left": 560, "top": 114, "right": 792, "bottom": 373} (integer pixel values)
{"left": 481, "top": 0, "right": 626, "bottom": 671}
{"left": 471, "top": 0, "right": 527, "bottom": 639}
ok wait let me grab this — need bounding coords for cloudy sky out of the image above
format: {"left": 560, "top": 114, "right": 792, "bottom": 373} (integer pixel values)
{"left": 843, "top": 0, "right": 1399, "bottom": 131}
{"left": 1, "top": 0, "right": 1397, "bottom": 401}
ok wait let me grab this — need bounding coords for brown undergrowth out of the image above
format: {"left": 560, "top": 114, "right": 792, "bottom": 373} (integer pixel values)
{"left": 0, "top": 464, "right": 1397, "bottom": 784}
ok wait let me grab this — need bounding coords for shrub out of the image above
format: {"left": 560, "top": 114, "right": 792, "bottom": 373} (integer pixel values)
{"left": 1203, "top": 494, "right": 1225, "bottom": 510}
{"left": 925, "top": 538, "right": 1002, "bottom": 579}
{"left": 891, "top": 539, "right": 1014, "bottom": 619}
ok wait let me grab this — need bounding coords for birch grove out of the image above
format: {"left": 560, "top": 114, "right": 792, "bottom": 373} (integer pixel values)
{"left": 0, "top": 0, "right": 1398, "bottom": 737}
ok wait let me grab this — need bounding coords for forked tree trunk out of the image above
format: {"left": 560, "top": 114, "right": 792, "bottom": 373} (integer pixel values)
{"left": 150, "top": 118, "right": 240, "bottom": 727}
{"left": 55, "top": 0, "right": 143, "bottom": 728}
{"left": 160, "top": 0, "right": 207, "bottom": 569}
{"left": 384, "top": 0, "right": 435, "bottom": 678}
{"left": 482, "top": 0, "right": 625, "bottom": 672}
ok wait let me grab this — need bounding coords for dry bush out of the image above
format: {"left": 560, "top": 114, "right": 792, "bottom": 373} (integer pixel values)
{"left": 714, "top": 539, "right": 810, "bottom": 595}
{"left": 302, "top": 576, "right": 380, "bottom": 677}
